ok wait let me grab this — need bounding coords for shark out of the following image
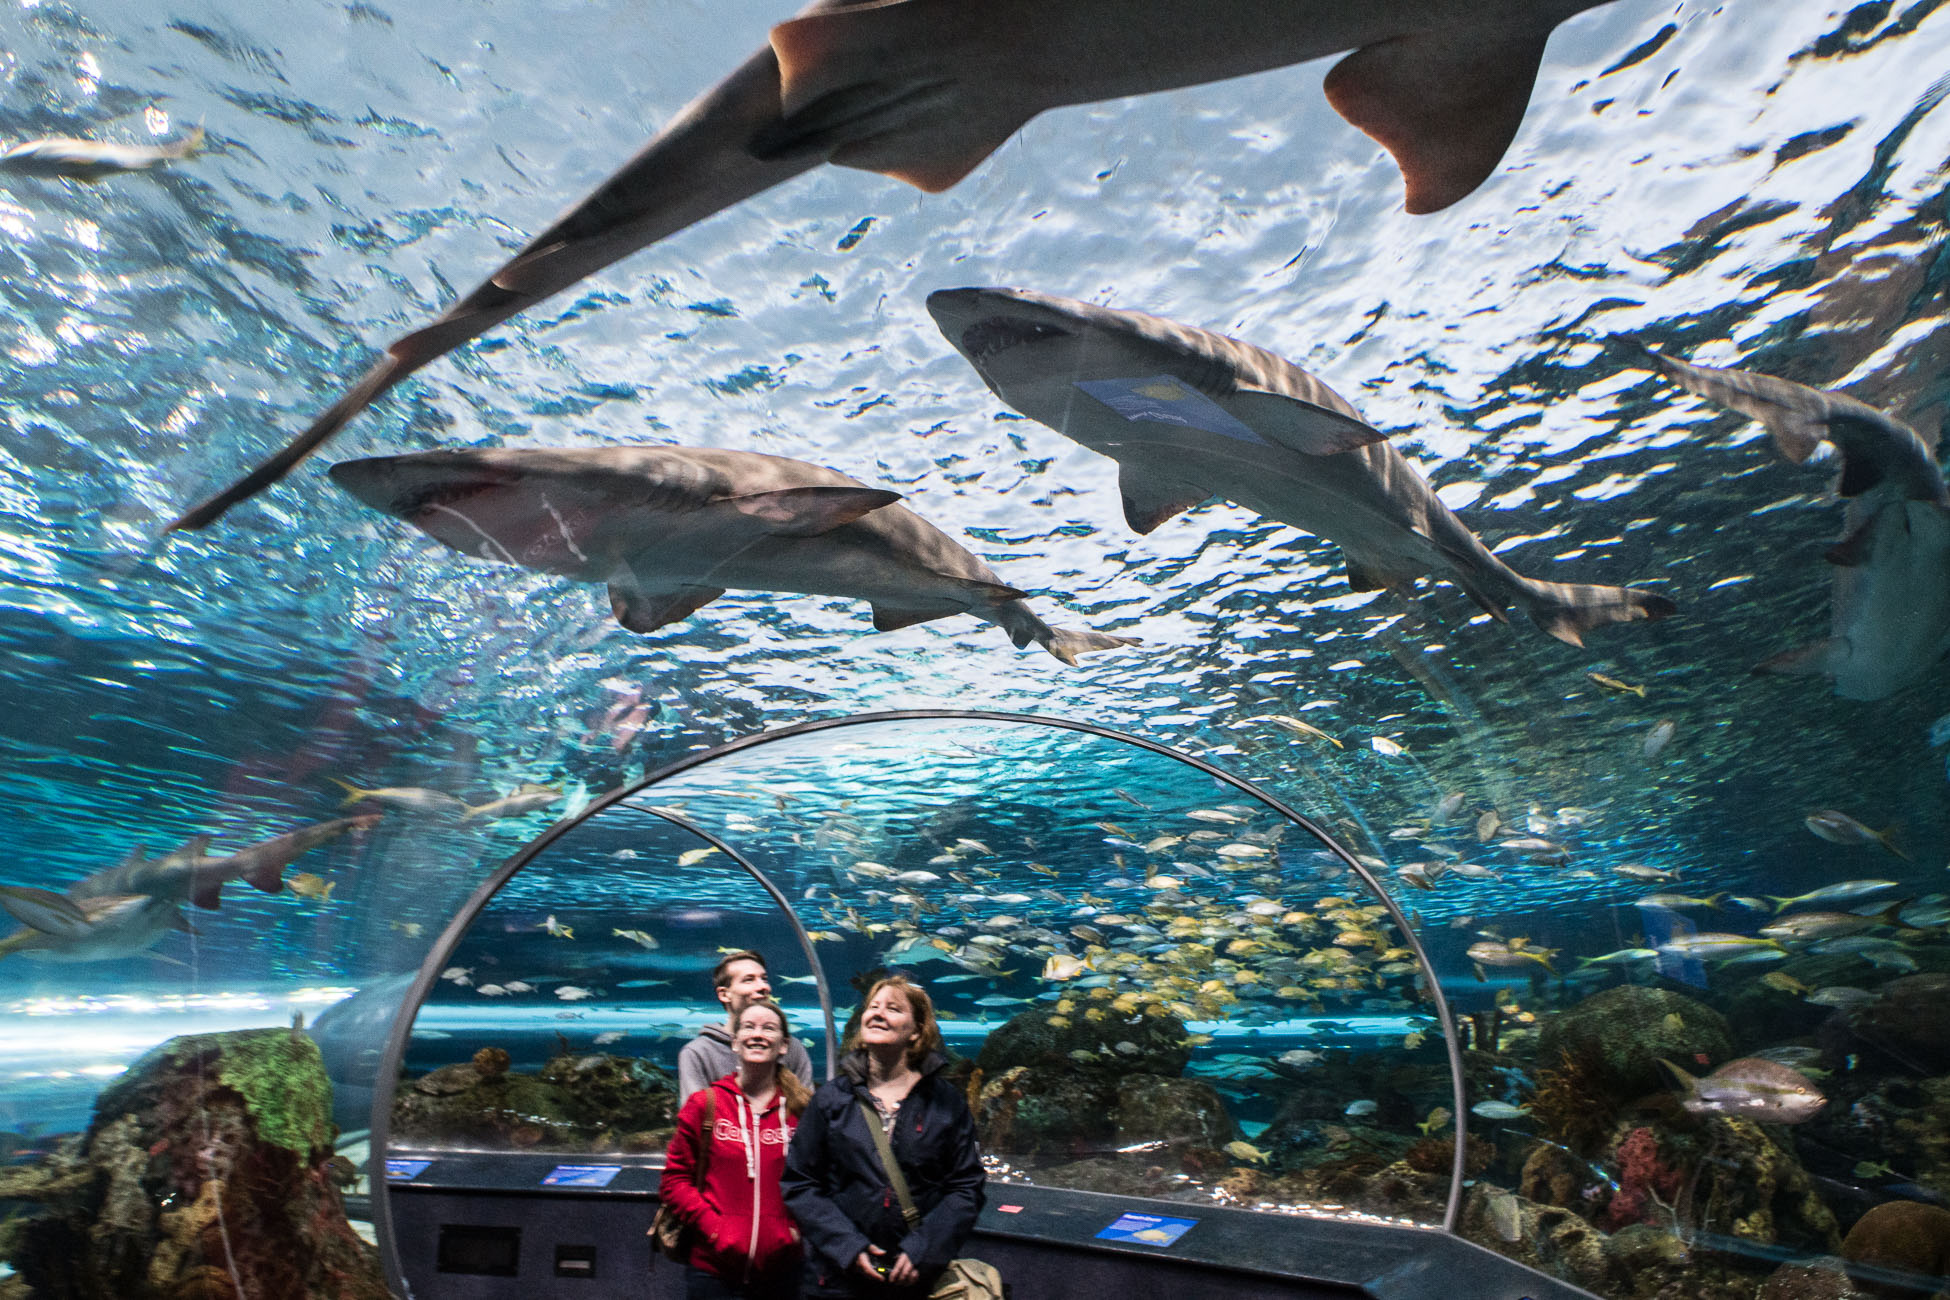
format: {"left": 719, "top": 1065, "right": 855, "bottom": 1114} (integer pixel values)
{"left": 169, "top": 0, "right": 1618, "bottom": 531}
{"left": 0, "top": 126, "right": 204, "bottom": 180}
{"left": 0, "top": 814, "right": 379, "bottom": 962}
{"left": 926, "top": 287, "right": 1674, "bottom": 645}
{"left": 1621, "top": 340, "right": 1950, "bottom": 700}
{"left": 328, "top": 444, "right": 1140, "bottom": 664}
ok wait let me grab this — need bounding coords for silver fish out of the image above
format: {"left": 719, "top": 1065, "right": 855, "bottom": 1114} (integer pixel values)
{"left": 169, "top": 0, "right": 1620, "bottom": 529}
{"left": 0, "top": 126, "right": 203, "bottom": 180}
{"left": 1625, "top": 341, "right": 1950, "bottom": 700}
{"left": 927, "top": 288, "right": 1672, "bottom": 646}
{"left": 1659, "top": 1056, "right": 1826, "bottom": 1124}
{"left": 463, "top": 784, "right": 563, "bottom": 821}
{"left": 330, "top": 446, "right": 1137, "bottom": 665}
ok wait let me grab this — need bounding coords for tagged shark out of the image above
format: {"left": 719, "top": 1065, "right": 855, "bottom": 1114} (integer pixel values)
{"left": 0, "top": 814, "right": 378, "bottom": 962}
{"left": 328, "top": 445, "right": 1139, "bottom": 664}
{"left": 170, "top": 0, "right": 1618, "bottom": 530}
{"left": 927, "top": 287, "right": 1674, "bottom": 645}
{"left": 1622, "top": 341, "right": 1950, "bottom": 700}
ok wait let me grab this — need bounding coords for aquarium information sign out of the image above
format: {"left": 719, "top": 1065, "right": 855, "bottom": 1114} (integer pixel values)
{"left": 384, "top": 1159, "right": 433, "bottom": 1181}
{"left": 541, "top": 1164, "right": 622, "bottom": 1188}
{"left": 1095, "top": 1213, "right": 1198, "bottom": 1247}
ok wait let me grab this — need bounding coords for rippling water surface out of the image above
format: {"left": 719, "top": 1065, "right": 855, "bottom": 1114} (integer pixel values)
{"left": 3, "top": 0, "right": 1950, "bottom": 1291}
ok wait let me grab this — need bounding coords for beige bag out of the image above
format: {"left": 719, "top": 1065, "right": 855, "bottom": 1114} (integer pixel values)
{"left": 857, "top": 1103, "right": 1005, "bottom": 1300}
{"left": 649, "top": 1090, "right": 716, "bottom": 1259}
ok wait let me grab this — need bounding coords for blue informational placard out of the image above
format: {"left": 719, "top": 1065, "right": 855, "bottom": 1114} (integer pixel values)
{"left": 541, "top": 1164, "right": 622, "bottom": 1188}
{"left": 383, "top": 1158, "right": 433, "bottom": 1181}
{"left": 1094, "top": 1212, "right": 1199, "bottom": 1247}
{"left": 1074, "top": 376, "right": 1268, "bottom": 446}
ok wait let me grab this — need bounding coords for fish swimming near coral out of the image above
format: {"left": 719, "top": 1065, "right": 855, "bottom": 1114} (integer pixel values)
{"left": 167, "top": 0, "right": 1626, "bottom": 530}
{"left": 1621, "top": 340, "right": 1950, "bottom": 700}
{"left": 1658, "top": 1056, "right": 1826, "bottom": 1124}
{"left": 927, "top": 288, "right": 1673, "bottom": 646}
{"left": 329, "top": 445, "right": 1138, "bottom": 665}
{"left": 0, "top": 126, "right": 203, "bottom": 180}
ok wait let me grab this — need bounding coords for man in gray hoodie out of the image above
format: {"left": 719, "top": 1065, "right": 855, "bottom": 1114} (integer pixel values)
{"left": 676, "top": 948, "right": 815, "bottom": 1102}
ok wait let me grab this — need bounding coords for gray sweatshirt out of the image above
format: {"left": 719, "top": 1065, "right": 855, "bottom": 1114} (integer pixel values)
{"left": 677, "top": 1022, "right": 816, "bottom": 1103}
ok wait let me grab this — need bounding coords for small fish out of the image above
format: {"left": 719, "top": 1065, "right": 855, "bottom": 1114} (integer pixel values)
{"left": 1642, "top": 719, "right": 1677, "bottom": 760}
{"left": 1587, "top": 671, "right": 1646, "bottom": 698}
{"left": 1266, "top": 715, "right": 1343, "bottom": 748}
{"left": 1634, "top": 892, "right": 1724, "bottom": 911}
{"left": 503, "top": 980, "right": 535, "bottom": 993}
{"left": 612, "top": 928, "right": 659, "bottom": 949}
{"left": 1417, "top": 1106, "right": 1451, "bottom": 1135}
{"left": 390, "top": 920, "right": 425, "bottom": 937}
{"left": 1471, "top": 1100, "right": 1530, "bottom": 1121}
{"left": 1475, "top": 811, "right": 1502, "bottom": 842}
{"left": 1656, "top": 933, "right": 1784, "bottom": 960}
{"left": 677, "top": 847, "right": 721, "bottom": 867}
{"left": 287, "top": 873, "right": 335, "bottom": 902}
{"left": 331, "top": 779, "right": 468, "bottom": 817}
{"left": 1767, "top": 880, "right": 1900, "bottom": 911}
{"left": 463, "top": 784, "right": 563, "bottom": 821}
{"left": 539, "top": 915, "right": 575, "bottom": 939}
{"left": 1853, "top": 1159, "right": 1895, "bottom": 1179}
{"left": 1613, "top": 863, "right": 1678, "bottom": 883}
{"left": 1370, "top": 736, "right": 1407, "bottom": 757}
{"left": 1431, "top": 792, "right": 1466, "bottom": 824}
{"left": 1187, "top": 809, "right": 1247, "bottom": 825}
{"left": 974, "top": 995, "right": 1034, "bottom": 1008}
{"left": 1806, "top": 985, "right": 1877, "bottom": 1009}
{"left": 1344, "top": 1100, "right": 1378, "bottom": 1117}
{"left": 1224, "top": 1140, "right": 1269, "bottom": 1163}
{"left": 1467, "top": 940, "right": 1558, "bottom": 976}
{"left": 0, "top": 126, "right": 204, "bottom": 180}
{"left": 1803, "top": 811, "right": 1907, "bottom": 859}
{"left": 1043, "top": 953, "right": 1092, "bottom": 981}
{"left": 1659, "top": 1057, "right": 1826, "bottom": 1124}
{"left": 555, "top": 985, "right": 595, "bottom": 1001}
{"left": 476, "top": 984, "right": 509, "bottom": 997}
{"left": 594, "top": 1031, "right": 627, "bottom": 1046}
{"left": 439, "top": 966, "right": 472, "bottom": 985}
{"left": 1276, "top": 1049, "right": 1322, "bottom": 1068}
{"left": 1068, "top": 1049, "right": 1100, "bottom": 1063}
{"left": 1761, "top": 972, "right": 1811, "bottom": 995}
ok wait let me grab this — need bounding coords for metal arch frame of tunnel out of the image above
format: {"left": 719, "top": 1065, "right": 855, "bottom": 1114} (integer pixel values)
{"left": 368, "top": 708, "right": 1472, "bottom": 1295}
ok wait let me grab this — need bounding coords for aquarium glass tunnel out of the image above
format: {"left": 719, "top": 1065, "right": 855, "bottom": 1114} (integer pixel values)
{"left": 2, "top": 0, "right": 1950, "bottom": 1297}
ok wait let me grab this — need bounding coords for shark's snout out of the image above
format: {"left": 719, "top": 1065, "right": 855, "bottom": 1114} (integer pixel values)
{"left": 927, "top": 288, "right": 1074, "bottom": 363}
{"left": 957, "top": 315, "right": 1073, "bottom": 364}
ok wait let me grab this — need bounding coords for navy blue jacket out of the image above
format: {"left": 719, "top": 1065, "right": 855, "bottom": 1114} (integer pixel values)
{"left": 782, "top": 1050, "right": 986, "bottom": 1282}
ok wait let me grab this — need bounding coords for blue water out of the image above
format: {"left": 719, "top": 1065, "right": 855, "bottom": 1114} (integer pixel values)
{"left": 2, "top": 0, "right": 1950, "bottom": 1293}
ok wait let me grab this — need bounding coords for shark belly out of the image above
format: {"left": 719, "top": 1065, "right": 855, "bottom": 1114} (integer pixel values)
{"left": 1828, "top": 499, "right": 1950, "bottom": 700}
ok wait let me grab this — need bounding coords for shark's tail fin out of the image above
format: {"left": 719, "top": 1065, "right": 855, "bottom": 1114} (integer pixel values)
{"left": 167, "top": 354, "right": 412, "bottom": 532}
{"left": 1513, "top": 578, "right": 1676, "bottom": 648}
{"left": 166, "top": 125, "right": 206, "bottom": 160}
{"left": 1036, "top": 626, "right": 1143, "bottom": 667}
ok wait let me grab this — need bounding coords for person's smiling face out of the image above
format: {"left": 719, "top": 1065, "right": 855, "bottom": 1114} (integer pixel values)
{"left": 734, "top": 1004, "right": 786, "bottom": 1067}
{"left": 859, "top": 986, "right": 918, "bottom": 1054}
{"left": 721, "top": 958, "right": 772, "bottom": 1015}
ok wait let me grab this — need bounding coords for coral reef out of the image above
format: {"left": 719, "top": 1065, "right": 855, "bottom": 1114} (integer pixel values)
{"left": 1840, "top": 1201, "right": 1950, "bottom": 1300}
{"left": 0, "top": 1026, "right": 385, "bottom": 1300}
{"left": 1538, "top": 986, "right": 1733, "bottom": 1103}
{"left": 391, "top": 1048, "right": 676, "bottom": 1150}
{"left": 1602, "top": 1127, "right": 1685, "bottom": 1232}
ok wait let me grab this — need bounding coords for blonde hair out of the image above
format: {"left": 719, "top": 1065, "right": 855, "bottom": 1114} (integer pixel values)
{"left": 842, "top": 976, "right": 942, "bottom": 1068}
{"left": 733, "top": 997, "right": 809, "bottom": 1115}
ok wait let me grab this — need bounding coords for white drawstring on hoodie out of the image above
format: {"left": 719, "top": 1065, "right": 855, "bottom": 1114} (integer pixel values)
{"left": 733, "top": 1087, "right": 789, "bottom": 1278}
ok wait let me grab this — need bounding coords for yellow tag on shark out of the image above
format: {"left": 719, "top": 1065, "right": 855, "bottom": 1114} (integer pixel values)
{"left": 1074, "top": 376, "right": 1270, "bottom": 446}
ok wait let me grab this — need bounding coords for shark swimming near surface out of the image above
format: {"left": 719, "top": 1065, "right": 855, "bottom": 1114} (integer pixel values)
{"left": 328, "top": 444, "right": 1140, "bottom": 664}
{"left": 1621, "top": 340, "right": 1950, "bottom": 700}
{"left": 169, "top": 0, "right": 1620, "bottom": 531}
{"left": 0, "top": 814, "right": 380, "bottom": 962}
{"left": 926, "top": 287, "right": 1674, "bottom": 645}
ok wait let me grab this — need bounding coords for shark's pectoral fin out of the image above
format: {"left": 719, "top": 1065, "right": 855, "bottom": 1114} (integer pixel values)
{"left": 872, "top": 604, "right": 951, "bottom": 632}
{"left": 172, "top": 912, "right": 199, "bottom": 935}
{"left": 1754, "top": 639, "right": 1841, "bottom": 678}
{"left": 1323, "top": 28, "right": 1553, "bottom": 214}
{"left": 0, "top": 885, "right": 94, "bottom": 938}
{"left": 609, "top": 582, "right": 727, "bottom": 634}
{"left": 759, "top": 2, "right": 1022, "bottom": 192}
{"left": 727, "top": 486, "right": 902, "bottom": 536}
{"left": 1118, "top": 468, "right": 1210, "bottom": 535}
{"left": 1226, "top": 391, "right": 1389, "bottom": 456}
{"left": 243, "top": 860, "right": 286, "bottom": 896}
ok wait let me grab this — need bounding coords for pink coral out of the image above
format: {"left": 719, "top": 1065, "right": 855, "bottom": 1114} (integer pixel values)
{"left": 1601, "top": 1126, "right": 1683, "bottom": 1231}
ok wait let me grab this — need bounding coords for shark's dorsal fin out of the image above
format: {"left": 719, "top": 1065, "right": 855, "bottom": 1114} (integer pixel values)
{"left": 608, "top": 583, "right": 727, "bottom": 634}
{"left": 1117, "top": 468, "right": 1210, "bottom": 535}
{"left": 726, "top": 485, "right": 902, "bottom": 536}
{"left": 760, "top": 1, "right": 1025, "bottom": 192}
{"left": 1226, "top": 391, "right": 1389, "bottom": 457}
{"left": 177, "top": 834, "right": 214, "bottom": 862}
{"left": 1324, "top": 29, "right": 1553, "bottom": 214}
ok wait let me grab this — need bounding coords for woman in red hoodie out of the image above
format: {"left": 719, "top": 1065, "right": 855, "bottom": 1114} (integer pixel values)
{"left": 660, "top": 998, "right": 810, "bottom": 1299}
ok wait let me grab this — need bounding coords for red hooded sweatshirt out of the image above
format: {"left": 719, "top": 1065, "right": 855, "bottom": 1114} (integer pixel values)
{"left": 660, "top": 1075, "right": 802, "bottom": 1284}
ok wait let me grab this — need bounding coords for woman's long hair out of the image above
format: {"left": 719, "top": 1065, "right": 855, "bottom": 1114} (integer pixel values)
{"left": 841, "top": 975, "right": 942, "bottom": 1068}
{"left": 733, "top": 997, "right": 810, "bottom": 1115}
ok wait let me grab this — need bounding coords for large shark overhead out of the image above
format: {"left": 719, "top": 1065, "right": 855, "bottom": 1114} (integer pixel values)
{"left": 329, "top": 444, "right": 1139, "bottom": 665}
{"left": 1622, "top": 341, "right": 1950, "bottom": 700}
{"left": 926, "top": 287, "right": 1674, "bottom": 646}
{"left": 169, "top": 0, "right": 1617, "bottom": 531}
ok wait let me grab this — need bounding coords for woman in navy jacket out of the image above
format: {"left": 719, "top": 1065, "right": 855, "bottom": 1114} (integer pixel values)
{"left": 782, "top": 976, "right": 986, "bottom": 1296}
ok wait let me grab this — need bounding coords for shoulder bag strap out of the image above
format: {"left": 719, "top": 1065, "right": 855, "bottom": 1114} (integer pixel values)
{"left": 857, "top": 1101, "right": 922, "bottom": 1230}
{"left": 698, "top": 1089, "right": 716, "bottom": 1181}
